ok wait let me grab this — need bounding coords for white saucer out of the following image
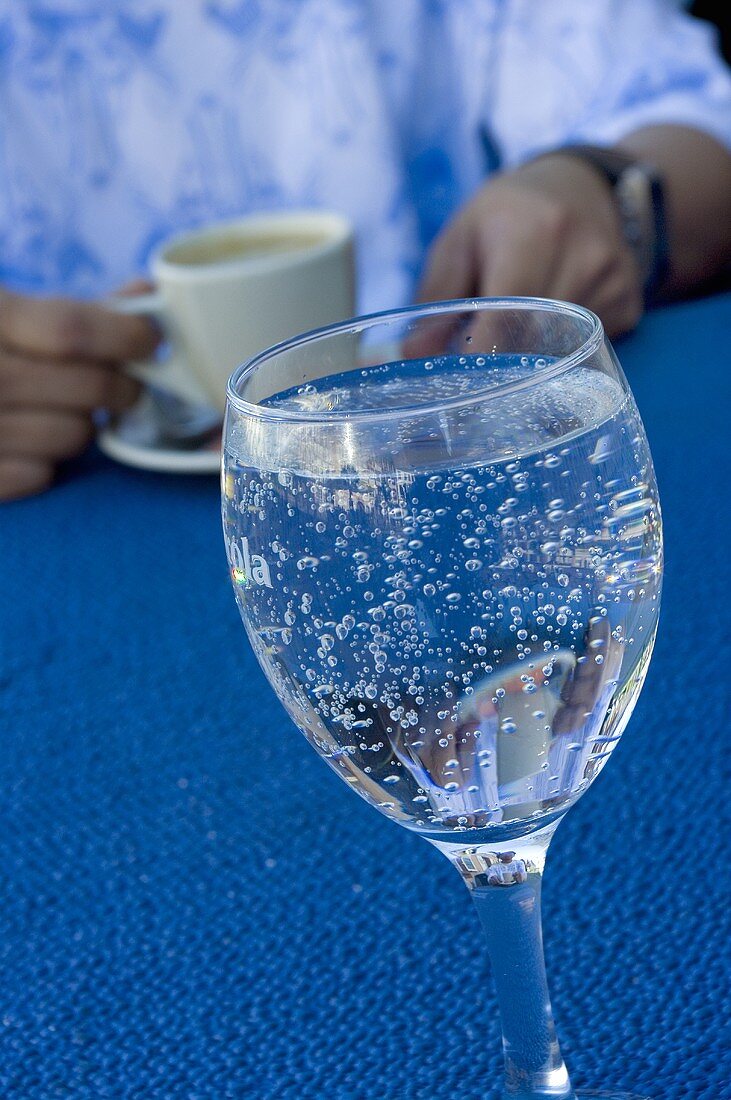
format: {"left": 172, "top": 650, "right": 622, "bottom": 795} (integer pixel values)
{"left": 97, "top": 391, "right": 222, "bottom": 474}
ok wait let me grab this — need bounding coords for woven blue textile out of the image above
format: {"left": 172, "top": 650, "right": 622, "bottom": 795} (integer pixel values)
{"left": 1, "top": 294, "right": 729, "bottom": 1099}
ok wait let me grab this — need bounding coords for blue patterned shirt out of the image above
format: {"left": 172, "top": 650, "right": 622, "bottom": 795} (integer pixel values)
{"left": 1, "top": 0, "right": 730, "bottom": 313}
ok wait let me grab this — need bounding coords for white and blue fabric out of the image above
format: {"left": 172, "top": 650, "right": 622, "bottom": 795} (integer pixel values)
{"left": 1, "top": 0, "right": 730, "bottom": 312}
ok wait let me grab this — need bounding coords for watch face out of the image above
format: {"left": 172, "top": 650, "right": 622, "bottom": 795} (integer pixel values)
{"left": 615, "top": 165, "right": 656, "bottom": 284}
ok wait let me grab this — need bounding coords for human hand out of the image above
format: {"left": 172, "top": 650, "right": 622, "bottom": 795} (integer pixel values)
{"left": 0, "top": 283, "right": 159, "bottom": 501}
{"left": 417, "top": 154, "right": 644, "bottom": 339}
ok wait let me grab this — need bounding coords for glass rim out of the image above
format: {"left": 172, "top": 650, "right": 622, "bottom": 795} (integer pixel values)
{"left": 225, "top": 296, "right": 604, "bottom": 425}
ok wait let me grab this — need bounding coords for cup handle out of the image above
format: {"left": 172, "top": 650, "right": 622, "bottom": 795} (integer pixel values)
{"left": 106, "top": 292, "right": 211, "bottom": 405}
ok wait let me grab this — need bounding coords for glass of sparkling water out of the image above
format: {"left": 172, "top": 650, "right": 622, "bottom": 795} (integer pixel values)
{"left": 222, "top": 299, "right": 662, "bottom": 1100}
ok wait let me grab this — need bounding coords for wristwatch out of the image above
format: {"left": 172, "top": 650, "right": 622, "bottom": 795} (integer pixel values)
{"left": 552, "top": 144, "right": 669, "bottom": 305}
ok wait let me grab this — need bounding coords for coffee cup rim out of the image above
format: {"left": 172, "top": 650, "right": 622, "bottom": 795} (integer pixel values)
{"left": 151, "top": 210, "right": 353, "bottom": 280}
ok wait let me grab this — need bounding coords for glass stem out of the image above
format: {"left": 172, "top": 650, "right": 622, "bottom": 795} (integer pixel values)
{"left": 436, "top": 822, "right": 575, "bottom": 1099}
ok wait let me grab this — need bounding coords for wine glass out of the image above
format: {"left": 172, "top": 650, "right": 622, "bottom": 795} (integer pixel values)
{"left": 222, "top": 299, "right": 662, "bottom": 1099}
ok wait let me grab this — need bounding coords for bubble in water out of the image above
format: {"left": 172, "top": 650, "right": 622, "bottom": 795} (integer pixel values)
{"left": 465, "top": 559, "right": 482, "bottom": 571}
{"left": 557, "top": 573, "right": 569, "bottom": 587}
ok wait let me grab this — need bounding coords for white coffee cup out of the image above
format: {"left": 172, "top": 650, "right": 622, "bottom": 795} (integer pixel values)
{"left": 111, "top": 210, "right": 355, "bottom": 411}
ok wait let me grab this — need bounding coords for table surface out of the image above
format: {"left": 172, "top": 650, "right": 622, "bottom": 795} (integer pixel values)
{"left": 1, "top": 293, "right": 729, "bottom": 1100}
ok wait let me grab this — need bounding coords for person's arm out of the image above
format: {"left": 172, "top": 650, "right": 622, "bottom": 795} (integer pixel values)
{"left": 419, "top": 2, "right": 731, "bottom": 336}
{"left": 617, "top": 123, "right": 731, "bottom": 299}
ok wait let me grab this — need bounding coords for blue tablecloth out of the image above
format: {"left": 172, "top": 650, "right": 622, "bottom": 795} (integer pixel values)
{"left": 1, "top": 294, "right": 729, "bottom": 1100}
